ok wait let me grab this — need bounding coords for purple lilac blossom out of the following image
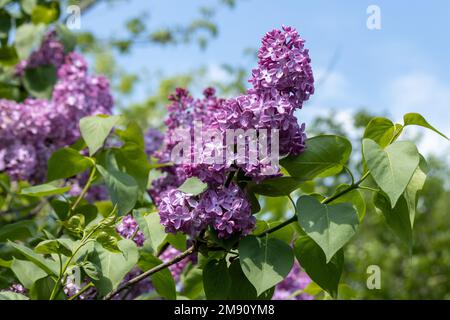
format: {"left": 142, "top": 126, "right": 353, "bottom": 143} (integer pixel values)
{"left": 144, "top": 128, "right": 164, "bottom": 156}
{"left": 151, "top": 26, "right": 313, "bottom": 238}
{"left": 0, "top": 32, "right": 113, "bottom": 183}
{"left": 116, "top": 215, "right": 145, "bottom": 247}
{"left": 273, "top": 262, "right": 313, "bottom": 300}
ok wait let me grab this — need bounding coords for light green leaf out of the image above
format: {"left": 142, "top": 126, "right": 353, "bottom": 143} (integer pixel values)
{"left": 203, "top": 259, "right": 231, "bottom": 300}
{"left": 297, "top": 195, "right": 359, "bottom": 263}
{"left": 10, "top": 259, "right": 46, "bottom": 289}
{"left": 404, "top": 113, "right": 448, "bottom": 140}
{"left": 79, "top": 115, "right": 122, "bottom": 155}
{"left": 20, "top": 0, "right": 37, "bottom": 15}
{"left": 91, "top": 239, "right": 139, "bottom": 297}
{"left": 0, "top": 291, "right": 29, "bottom": 300}
{"left": 294, "top": 235, "right": 343, "bottom": 297}
{"left": 47, "top": 147, "right": 92, "bottom": 181}
{"left": 35, "top": 239, "right": 72, "bottom": 257}
{"left": 8, "top": 241, "right": 59, "bottom": 276}
{"left": 55, "top": 24, "right": 76, "bottom": 53}
{"left": 178, "top": 177, "right": 208, "bottom": 196}
{"left": 134, "top": 211, "right": 166, "bottom": 253}
{"left": 280, "top": 135, "right": 352, "bottom": 180}
{"left": 404, "top": 156, "right": 428, "bottom": 227}
{"left": 363, "top": 117, "right": 397, "bottom": 148}
{"left": 20, "top": 183, "right": 71, "bottom": 197}
{"left": 14, "top": 23, "right": 45, "bottom": 59}
{"left": 96, "top": 165, "right": 138, "bottom": 216}
{"left": 31, "top": 1, "right": 60, "bottom": 25}
{"left": 363, "top": 139, "right": 419, "bottom": 208}
{"left": 239, "top": 235, "right": 294, "bottom": 296}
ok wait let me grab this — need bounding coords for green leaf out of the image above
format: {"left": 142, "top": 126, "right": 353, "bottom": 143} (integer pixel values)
{"left": 280, "top": 135, "right": 352, "bottom": 180}
{"left": 374, "top": 192, "right": 412, "bottom": 247}
{"left": 166, "top": 233, "right": 187, "bottom": 252}
{"left": 20, "top": 0, "right": 37, "bottom": 15}
{"left": 0, "top": 291, "right": 29, "bottom": 300}
{"left": 31, "top": 1, "right": 60, "bottom": 25}
{"left": 181, "top": 267, "right": 204, "bottom": 299}
{"left": 80, "top": 261, "right": 100, "bottom": 281}
{"left": 8, "top": 241, "right": 59, "bottom": 276}
{"left": 249, "top": 177, "right": 303, "bottom": 197}
{"left": 114, "top": 122, "right": 151, "bottom": 191}
{"left": 239, "top": 235, "right": 294, "bottom": 296}
{"left": 30, "top": 276, "right": 64, "bottom": 300}
{"left": 134, "top": 211, "right": 166, "bottom": 253}
{"left": 0, "top": 46, "right": 18, "bottom": 66}
{"left": 35, "top": 239, "right": 72, "bottom": 256}
{"left": 294, "top": 235, "right": 343, "bottom": 297}
{"left": 203, "top": 259, "right": 231, "bottom": 300}
{"left": 404, "top": 113, "right": 448, "bottom": 140}
{"left": 0, "top": 9, "right": 11, "bottom": 39}
{"left": 20, "top": 183, "right": 71, "bottom": 197}
{"left": 404, "top": 156, "right": 428, "bottom": 227}
{"left": 227, "top": 260, "right": 274, "bottom": 300}
{"left": 79, "top": 115, "right": 122, "bottom": 155}
{"left": 47, "top": 147, "right": 92, "bottom": 181}
{"left": 363, "top": 117, "right": 396, "bottom": 148}
{"left": 297, "top": 195, "right": 359, "bottom": 263}
{"left": 91, "top": 239, "right": 139, "bottom": 297}
{"left": 55, "top": 24, "right": 76, "bottom": 53}
{"left": 23, "top": 64, "right": 57, "bottom": 99}
{"left": 96, "top": 165, "right": 139, "bottom": 216}
{"left": 363, "top": 139, "right": 420, "bottom": 208}
{"left": 10, "top": 258, "right": 46, "bottom": 289}
{"left": 14, "top": 22, "right": 45, "bottom": 59}
{"left": 330, "top": 184, "right": 366, "bottom": 222}
{"left": 178, "top": 177, "right": 207, "bottom": 196}
{"left": 138, "top": 251, "right": 176, "bottom": 300}
{"left": 0, "top": 220, "right": 37, "bottom": 242}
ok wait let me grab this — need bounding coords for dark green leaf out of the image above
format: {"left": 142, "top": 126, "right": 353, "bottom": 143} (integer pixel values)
{"left": 281, "top": 135, "right": 352, "bottom": 180}
{"left": 23, "top": 64, "right": 57, "bottom": 99}
{"left": 330, "top": 184, "right": 366, "bottom": 222}
{"left": 47, "top": 147, "right": 92, "bottom": 181}
{"left": 249, "top": 177, "right": 303, "bottom": 197}
{"left": 96, "top": 164, "right": 138, "bottom": 216}
{"left": 374, "top": 192, "right": 412, "bottom": 247}
{"left": 203, "top": 259, "right": 231, "bottom": 300}
{"left": 138, "top": 251, "right": 176, "bottom": 300}
{"left": 0, "top": 220, "right": 37, "bottom": 242}
{"left": 294, "top": 235, "right": 343, "bottom": 297}
{"left": 8, "top": 241, "right": 58, "bottom": 276}
{"left": 30, "top": 276, "right": 64, "bottom": 300}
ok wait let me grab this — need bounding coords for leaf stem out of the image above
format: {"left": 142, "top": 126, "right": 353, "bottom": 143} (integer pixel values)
{"left": 70, "top": 164, "right": 97, "bottom": 213}
{"left": 68, "top": 282, "right": 94, "bottom": 301}
{"left": 257, "top": 171, "right": 371, "bottom": 238}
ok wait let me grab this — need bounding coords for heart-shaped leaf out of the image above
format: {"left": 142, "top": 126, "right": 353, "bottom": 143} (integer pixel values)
{"left": 238, "top": 235, "right": 294, "bottom": 296}
{"left": 79, "top": 115, "right": 122, "bottom": 155}
{"left": 297, "top": 195, "right": 359, "bottom": 263}
{"left": 363, "top": 139, "right": 419, "bottom": 208}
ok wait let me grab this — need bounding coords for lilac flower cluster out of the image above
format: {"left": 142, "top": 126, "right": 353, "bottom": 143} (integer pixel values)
{"left": 273, "top": 262, "right": 313, "bottom": 300}
{"left": 0, "top": 32, "right": 113, "bottom": 182}
{"left": 116, "top": 215, "right": 145, "bottom": 247}
{"left": 152, "top": 26, "right": 313, "bottom": 239}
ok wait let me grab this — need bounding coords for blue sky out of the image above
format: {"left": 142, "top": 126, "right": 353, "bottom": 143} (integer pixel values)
{"left": 81, "top": 0, "right": 450, "bottom": 156}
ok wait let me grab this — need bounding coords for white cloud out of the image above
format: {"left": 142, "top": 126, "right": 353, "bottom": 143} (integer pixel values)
{"left": 388, "top": 73, "right": 450, "bottom": 159}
